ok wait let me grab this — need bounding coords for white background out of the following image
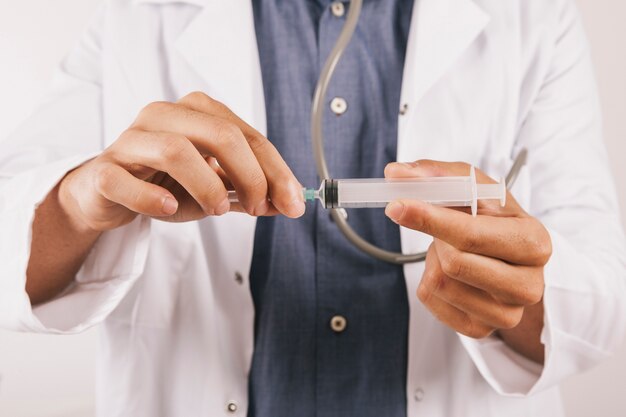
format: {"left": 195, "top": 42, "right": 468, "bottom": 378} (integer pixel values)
{"left": 0, "top": 0, "right": 624, "bottom": 416}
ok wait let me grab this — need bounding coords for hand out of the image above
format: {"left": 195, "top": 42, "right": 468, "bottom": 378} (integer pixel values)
{"left": 59, "top": 92, "right": 305, "bottom": 232}
{"left": 384, "top": 160, "right": 551, "bottom": 348}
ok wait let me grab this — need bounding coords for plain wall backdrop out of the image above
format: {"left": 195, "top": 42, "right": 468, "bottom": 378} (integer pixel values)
{"left": 0, "top": 1, "right": 624, "bottom": 416}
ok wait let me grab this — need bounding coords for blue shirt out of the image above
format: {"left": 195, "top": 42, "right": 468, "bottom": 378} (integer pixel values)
{"left": 248, "top": 1, "right": 414, "bottom": 416}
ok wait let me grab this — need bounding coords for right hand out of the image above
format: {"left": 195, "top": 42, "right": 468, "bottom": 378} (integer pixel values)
{"left": 58, "top": 92, "right": 305, "bottom": 232}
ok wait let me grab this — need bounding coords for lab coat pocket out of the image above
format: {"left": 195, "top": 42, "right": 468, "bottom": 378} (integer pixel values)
{"left": 107, "top": 222, "right": 194, "bottom": 328}
{"left": 480, "top": 155, "right": 532, "bottom": 212}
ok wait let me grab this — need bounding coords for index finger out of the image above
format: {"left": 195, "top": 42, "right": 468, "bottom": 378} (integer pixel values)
{"left": 385, "top": 199, "right": 551, "bottom": 266}
{"left": 178, "top": 92, "right": 305, "bottom": 218}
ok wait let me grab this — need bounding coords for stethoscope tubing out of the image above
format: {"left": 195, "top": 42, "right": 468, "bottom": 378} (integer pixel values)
{"left": 310, "top": 0, "right": 526, "bottom": 264}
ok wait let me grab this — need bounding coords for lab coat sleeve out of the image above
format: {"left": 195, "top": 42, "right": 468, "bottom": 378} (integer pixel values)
{"left": 0, "top": 3, "right": 150, "bottom": 334}
{"left": 459, "top": 0, "right": 626, "bottom": 395}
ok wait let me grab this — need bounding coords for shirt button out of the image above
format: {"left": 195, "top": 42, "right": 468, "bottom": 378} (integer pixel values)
{"left": 227, "top": 401, "right": 238, "bottom": 413}
{"left": 331, "top": 2, "right": 345, "bottom": 18}
{"left": 330, "top": 97, "right": 348, "bottom": 115}
{"left": 330, "top": 315, "right": 347, "bottom": 333}
{"left": 234, "top": 271, "right": 244, "bottom": 285}
{"left": 414, "top": 387, "right": 425, "bottom": 402}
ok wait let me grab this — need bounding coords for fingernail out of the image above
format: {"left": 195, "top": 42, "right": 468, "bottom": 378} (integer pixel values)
{"left": 254, "top": 199, "right": 270, "bottom": 216}
{"left": 162, "top": 197, "right": 178, "bottom": 215}
{"left": 385, "top": 201, "right": 405, "bottom": 222}
{"left": 214, "top": 198, "right": 230, "bottom": 216}
{"left": 287, "top": 198, "right": 306, "bottom": 218}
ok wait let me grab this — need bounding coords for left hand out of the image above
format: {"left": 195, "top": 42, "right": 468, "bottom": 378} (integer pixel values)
{"left": 384, "top": 160, "right": 552, "bottom": 342}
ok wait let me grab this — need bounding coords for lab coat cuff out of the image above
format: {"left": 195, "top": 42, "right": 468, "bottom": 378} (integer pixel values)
{"left": 458, "top": 229, "right": 613, "bottom": 396}
{"left": 30, "top": 215, "right": 151, "bottom": 333}
{"left": 458, "top": 334, "right": 544, "bottom": 396}
{"left": 0, "top": 155, "right": 151, "bottom": 333}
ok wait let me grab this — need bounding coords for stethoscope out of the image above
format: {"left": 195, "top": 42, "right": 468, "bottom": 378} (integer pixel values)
{"left": 310, "top": 0, "right": 526, "bottom": 264}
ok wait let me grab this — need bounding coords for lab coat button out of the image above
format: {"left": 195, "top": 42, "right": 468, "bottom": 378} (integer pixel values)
{"left": 330, "top": 97, "right": 348, "bottom": 115}
{"left": 227, "top": 401, "right": 238, "bottom": 413}
{"left": 234, "top": 272, "right": 244, "bottom": 285}
{"left": 330, "top": 315, "right": 347, "bottom": 333}
{"left": 331, "top": 2, "right": 345, "bottom": 17}
{"left": 414, "top": 387, "right": 425, "bottom": 401}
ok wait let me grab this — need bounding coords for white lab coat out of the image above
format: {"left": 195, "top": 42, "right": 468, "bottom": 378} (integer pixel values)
{"left": 1, "top": 0, "right": 625, "bottom": 416}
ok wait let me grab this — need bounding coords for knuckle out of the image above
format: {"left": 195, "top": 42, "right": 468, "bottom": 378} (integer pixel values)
{"left": 498, "top": 307, "right": 524, "bottom": 330}
{"left": 93, "top": 164, "right": 117, "bottom": 195}
{"left": 439, "top": 251, "right": 466, "bottom": 279}
{"left": 182, "top": 91, "right": 211, "bottom": 105}
{"left": 415, "top": 159, "right": 437, "bottom": 171}
{"left": 130, "top": 186, "right": 150, "bottom": 211}
{"left": 194, "top": 185, "right": 227, "bottom": 215}
{"left": 463, "top": 320, "right": 493, "bottom": 339}
{"left": 520, "top": 219, "right": 552, "bottom": 265}
{"left": 142, "top": 101, "right": 173, "bottom": 117}
{"left": 117, "top": 127, "right": 140, "bottom": 143}
{"left": 246, "top": 132, "right": 271, "bottom": 153}
{"left": 416, "top": 282, "right": 431, "bottom": 304}
{"left": 180, "top": 91, "right": 232, "bottom": 115}
{"left": 531, "top": 231, "right": 553, "bottom": 265}
{"left": 513, "top": 280, "right": 544, "bottom": 305}
{"left": 427, "top": 269, "right": 448, "bottom": 294}
{"left": 214, "top": 121, "right": 244, "bottom": 148}
{"left": 161, "top": 135, "right": 192, "bottom": 162}
{"left": 526, "top": 281, "right": 545, "bottom": 305}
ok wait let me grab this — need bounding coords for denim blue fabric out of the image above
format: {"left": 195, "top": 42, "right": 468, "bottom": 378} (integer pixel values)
{"left": 248, "top": 1, "right": 414, "bottom": 416}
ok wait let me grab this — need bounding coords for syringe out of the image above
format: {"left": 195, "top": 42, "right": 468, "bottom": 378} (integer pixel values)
{"left": 227, "top": 166, "right": 506, "bottom": 216}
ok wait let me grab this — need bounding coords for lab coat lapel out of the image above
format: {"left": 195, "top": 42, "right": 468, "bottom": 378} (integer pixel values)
{"left": 173, "top": 0, "right": 267, "bottom": 133}
{"left": 166, "top": 0, "right": 264, "bottom": 276}
{"left": 398, "top": 1, "right": 491, "bottom": 396}
{"left": 397, "top": 0, "right": 490, "bottom": 174}
{"left": 397, "top": 0, "right": 490, "bottom": 263}
{"left": 400, "top": 0, "right": 490, "bottom": 110}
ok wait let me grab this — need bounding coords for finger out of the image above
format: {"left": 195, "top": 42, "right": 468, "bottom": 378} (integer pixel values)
{"left": 177, "top": 92, "right": 305, "bottom": 218}
{"left": 228, "top": 202, "right": 281, "bottom": 216}
{"left": 425, "top": 242, "right": 527, "bottom": 328}
{"left": 206, "top": 157, "right": 283, "bottom": 216}
{"left": 154, "top": 178, "right": 208, "bottom": 222}
{"left": 132, "top": 103, "right": 271, "bottom": 215}
{"left": 94, "top": 162, "right": 179, "bottom": 217}
{"left": 385, "top": 199, "right": 552, "bottom": 266}
{"left": 417, "top": 282, "right": 495, "bottom": 339}
{"left": 385, "top": 159, "right": 521, "bottom": 216}
{"left": 206, "top": 157, "right": 234, "bottom": 190}
{"left": 416, "top": 244, "right": 494, "bottom": 338}
{"left": 111, "top": 129, "right": 230, "bottom": 215}
{"left": 434, "top": 239, "right": 544, "bottom": 306}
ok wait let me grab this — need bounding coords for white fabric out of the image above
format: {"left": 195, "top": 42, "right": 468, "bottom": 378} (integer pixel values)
{"left": 1, "top": 0, "right": 625, "bottom": 416}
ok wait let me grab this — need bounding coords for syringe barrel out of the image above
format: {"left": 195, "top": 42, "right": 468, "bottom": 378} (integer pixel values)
{"left": 332, "top": 177, "right": 474, "bottom": 208}
{"left": 328, "top": 173, "right": 506, "bottom": 213}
